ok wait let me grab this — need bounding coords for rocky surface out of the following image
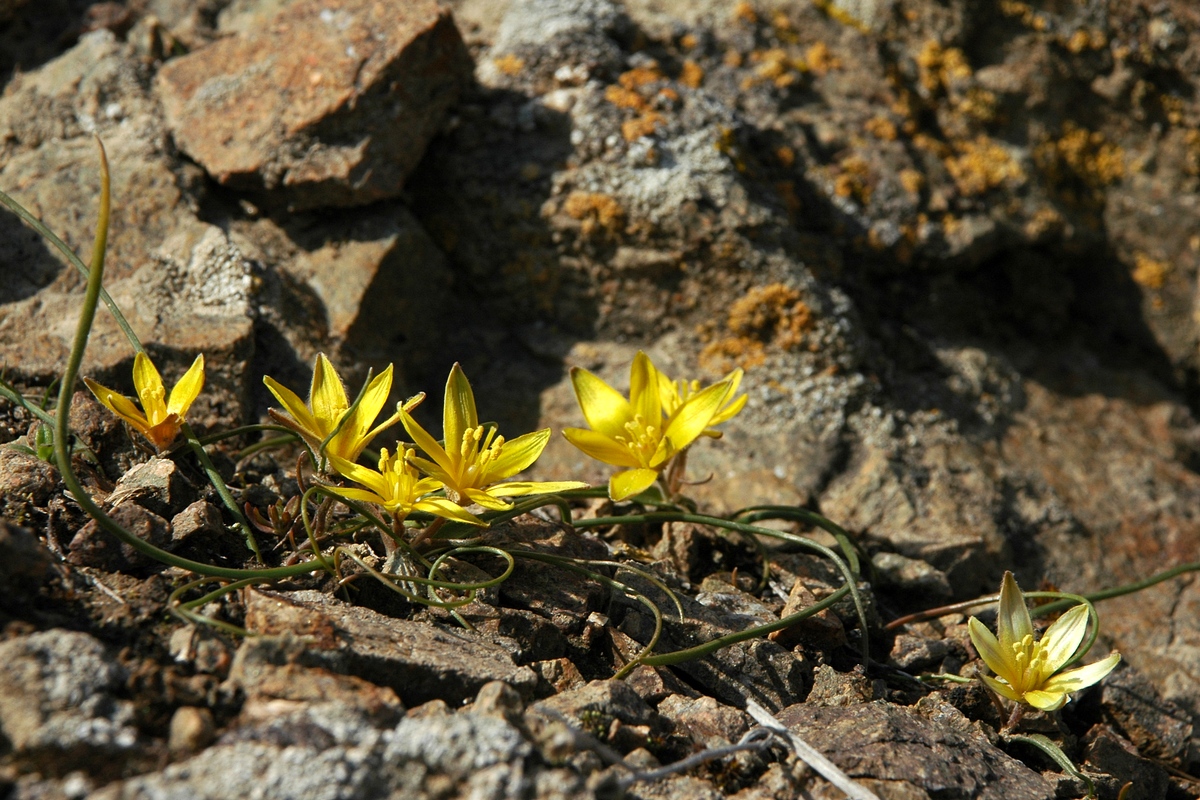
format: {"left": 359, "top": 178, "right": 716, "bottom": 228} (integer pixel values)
{"left": 2, "top": 0, "right": 1200, "bottom": 797}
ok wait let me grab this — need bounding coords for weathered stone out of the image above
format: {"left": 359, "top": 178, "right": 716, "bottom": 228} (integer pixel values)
{"left": 167, "top": 706, "right": 215, "bottom": 756}
{"left": 243, "top": 588, "right": 538, "bottom": 705}
{"left": 170, "top": 500, "right": 224, "bottom": 544}
{"left": 1081, "top": 724, "right": 1171, "bottom": 800}
{"left": 656, "top": 694, "right": 749, "bottom": 747}
{"left": 67, "top": 502, "right": 173, "bottom": 573}
{"left": 531, "top": 679, "right": 666, "bottom": 753}
{"left": 154, "top": 0, "right": 471, "bottom": 209}
{"left": 0, "top": 519, "right": 52, "bottom": 595}
{"left": 0, "top": 444, "right": 58, "bottom": 506}
{"left": 1100, "top": 667, "right": 1193, "bottom": 765}
{"left": 768, "top": 577, "right": 847, "bottom": 650}
{"left": 106, "top": 456, "right": 190, "bottom": 517}
{"left": 871, "top": 551, "right": 953, "bottom": 602}
{"left": 0, "top": 630, "right": 139, "bottom": 774}
{"left": 778, "top": 698, "right": 1054, "bottom": 799}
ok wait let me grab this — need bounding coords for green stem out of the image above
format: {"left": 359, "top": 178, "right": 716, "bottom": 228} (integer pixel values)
{"left": 52, "top": 140, "right": 330, "bottom": 582}
{"left": 181, "top": 421, "right": 262, "bottom": 562}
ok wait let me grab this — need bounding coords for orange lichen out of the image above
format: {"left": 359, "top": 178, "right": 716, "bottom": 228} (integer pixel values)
{"left": 493, "top": 54, "right": 525, "bottom": 76}
{"left": 943, "top": 136, "right": 1025, "bottom": 196}
{"left": 898, "top": 168, "right": 925, "bottom": 195}
{"left": 1185, "top": 130, "right": 1200, "bottom": 176}
{"left": 1065, "top": 27, "right": 1107, "bottom": 54}
{"left": 605, "top": 84, "right": 647, "bottom": 110}
{"left": 865, "top": 116, "right": 898, "bottom": 141}
{"left": 1035, "top": 122, "right": 1125, "bottom": 190}
{"left": 749, "top": 48, "right": 808, "bottom": 89}
{"left": 916, "top": 41, "right": 971, "bottom": 94}
{"left": 834, "top": 154, "right": 873, "bottom": 204}
{"left": 1024, "top": 206, "right": 1064, "bottom": 238}
{"left": 563, "top": 192, "right": 626, "bottom": 237}
{"left": 775, "top": 145, "right": 796, "bottom": 168}
{"left": 680, "top": 33, "right": 699, "bottom": 51}
{"left": 680, "top": 59, "right": 705, "bottom": 89}
{"left": 733, "top": 1, "right": 757, "bottom": 24}
{"left": 999, "top": 0, "right": 1048, "bottom": 30}
{"left": 622, "top": 113, "right": 665, "bottom": 141}
{"left": 805, "top": 42, "right": 841, "bottom": 76}
{"left": 700, "top": 283, "right": 816, "bottom": 372}
{"left": 1132, "top": 253, "right": 1168, "bottom": 290}
{"left": 724, "top": 49, "right": 744, "bottom": 68}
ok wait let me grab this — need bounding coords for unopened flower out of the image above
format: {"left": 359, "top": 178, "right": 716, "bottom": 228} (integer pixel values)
{"left": 84, "top": 352, "right": 204, "bottom": 451}
{"left": 968, "top": 571, "right": 1120, "bottom": 711}
{"left": 563, "top": 351, "right": 739, "bottom": 501}
{"left": 327, "top": 448, "right": 482, "bottom": 526}
{"left": 401, "top": 363, "right": 586, "bottom": 510}
{"left": 264, "top": 354, "right": 418, "bottom": 465}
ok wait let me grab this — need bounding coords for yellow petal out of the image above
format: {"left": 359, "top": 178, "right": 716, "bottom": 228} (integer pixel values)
{"left": 402, "top": 411, "right": 458, "bottom": 480}
{"left": 997, "top": 571, "right": 1033, "bottom": 653}
{"left": 484, "top": 428, "right": 551, "bottom": 482}
{"left": 1037, "top": 604, "right": 1090, "bottom": 675}
{"left": 327, "top": 454, "right": 391, "bottom": 498}
{"left": 334, "top": 364, "right": 394, "bottom": 460}
{"left": 325, "top": 485, "right": 388, "bottom": 507}
{"left": 167, "top": 354, "right": 205, "bottom": 418}
{"left": 662, "top": 378, "right": 730, "bottom": 453}
{"left": 629, "top": 352, "right": 663, "bottom": 424}
{"left": 309, "top": 354, "right": 348, "bottom": 428}
{"left": 84, "top": 378, "right": 146, "bottom": 429}
{"left": 609, "top": 468, "right": 660, "bottom": 501}
{"left": 570, "top": 367, "right": 633, "bottom": 439}
{"left": 968, "top": 616, "right": 1015, "bottom": 680}
{"left": 1039, "top": 652, "right": 1121, "bottom": 698}
{"left": 981, "top": 674, "right": 1024, "bottom": 705}
{"left": 444, "top": 363, "right": 478, "bottom": 453}
{"left": 1022, "top": 687, "right": 1070, "bottom": 711}
{"left": 711, "top": 376, "right": 748, "bottom": 426}
{"left": 414, "top": 497, "right": 485, "bottom": 526}
{"left": 133, "top": 352, "right": 168, "bottom": 424}
{"left": 263, "top": 375, "right": 321, "bottom": 434}
{"left": 464, "top": 488, "right": 513, "bottom": 510}
{"left": 144, "top": 415, "right": 183, "bottom": 450}
{"left": 485, "top": 480, "right": 589, "bottom": 497}
{"left": 562, "top": 427, "right": 642, "bottom": 468}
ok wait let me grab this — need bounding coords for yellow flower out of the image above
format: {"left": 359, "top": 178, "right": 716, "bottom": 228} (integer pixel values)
{"left": 968, "top": 572, "right": 1121, "bottom": 711}
{"left": 326, "top": 448, "right": 483, "bottom": 526}
{"left": 562, "top": 351, "right": 738, "bottom": 501}
{"left": 264, "top": 354, "right": 418, "bottom": 465}
{"left": 84, "top": 352, "right": 204, "bottom": 451}
{"left": 401, "top": 363, "right": 587, "bottom": 510}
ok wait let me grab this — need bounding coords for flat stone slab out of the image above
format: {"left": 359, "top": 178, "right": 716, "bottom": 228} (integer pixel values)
{"left": 244, "top": 588, "right": 538, "bottom": 706}
{"left": 155, "top": 0, "right": 471, "bottom": 209}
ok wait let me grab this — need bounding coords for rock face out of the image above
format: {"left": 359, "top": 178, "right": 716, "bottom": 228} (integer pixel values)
{"left": 155, "top": 0, "right": 472, "bottom": 209}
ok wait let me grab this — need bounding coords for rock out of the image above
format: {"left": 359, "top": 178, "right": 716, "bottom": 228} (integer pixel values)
{"left": 656, "top": 694, "right": 749, "bottom": 747}
{"left": 778, "top": 697, "right": 1055, "bottom": 799}
{"left": 0, "top": 630, "right": 140, "bottom": 776}
{"left": 768, "top": 577, "right": 847, "bottom": 650}
{"left": 1081, "top": 724, "right": 1171, "bottom": 800}
{"left": 0, "top": 442, "right": 59, "bottom": 511}
{"left": 871, "top": 551, "right": 953, "bottom": 602}
{"left": 1100, "top": 667, "right": 1193, "bottom": 765}
{"left": 169, "top": 500, "right": 223, "bottom": 545}
{"left": 67, "top": 502, "right": 173, "bottom": 573}
{"left": 167, "top": 706, "right": 215, "bottom": 756}
{"left": 531, "top": 679, "right": 666, "bottom": 753}
{"left": 154, "top": 0, "right": 472, "bottom": 209}
{"left": 243, "top": 588, "right": 538, "bottom": 705}
{"left": 0, "top": 519, "right": 52, "bottom": 595}
{"left": 106, "top": 456, "right": 190, "bottom": 517}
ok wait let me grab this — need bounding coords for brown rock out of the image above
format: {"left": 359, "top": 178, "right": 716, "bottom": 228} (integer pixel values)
{"left": 67, "top": 503, "right": 173, "bottom": 573}
{"left": 154, "top": 0, "right": 472, "bottom": 209}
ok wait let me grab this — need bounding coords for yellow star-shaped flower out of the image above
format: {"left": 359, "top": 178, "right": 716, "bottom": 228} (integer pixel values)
{"left": 84, "top": 352, "right": 205, "bottom": 451}
{"left": 562, "top": 351, "right": 741, "bottom": 501}
{"left": 264, "top": 354, "right": 418, "bottom": 466}
{"left": 401, "top": 363, "right": 586, "bottom": 510}
{"left": 326, "top": 448, "right": 482, "bottom": 526}
{"left": 968, "top": 572, "right": 1120, "bottom": 711}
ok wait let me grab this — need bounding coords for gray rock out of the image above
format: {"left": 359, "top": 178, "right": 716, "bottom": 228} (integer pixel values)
{"left": 778, "top": 697, "right": 1055, "bottom": 799}
{"left": 0, "top": 630, "right": 139, "bottom": 774}
{"left": 67, "top": 502, "right": 173, "bottom": 573}
{"left": 0, "top": 519, "right": 52, "bottom": 595}
{"left": 154, "top": 0, "right": 472, "bottom": 209}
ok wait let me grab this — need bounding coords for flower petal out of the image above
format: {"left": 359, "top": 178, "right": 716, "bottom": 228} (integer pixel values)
{"left": 309, "top": 354, "right": 348, "bottom": 427}
{"left": 413, "top": 497, "right": 484, "bottom": 525}
{"left": 1021, "top": 687, "right": 1069, "bottom": 711}
{"left": 712, "top": 378, "right": 748, "bottom": 426}
{"left": 325, "top": 485, "right": 388, "bottom": 507}
{"left": 485, "top": 428, "right": 550, "bottom": 482}
{"left": 84, "top": 378, "right": 146, "bottom": 429}
{"left": 570, "top": 367, "right": 633, "bottom": 439}
{"left": 485, "top": 480, "right": 589, "bottom": 498}
{"left": 629, "top": 352, "right": 663, "bottom": 424}
{"left": 333, "top": 364, "right": 394, "bottom": 460}
{"left": 1040, "top": 652, "right": 1121, "bottom": 698}
{"left": 406, "top": 453, "right": 456, "bottom": 487}
{"left": 144, "top": 415, "right": 182, "bottom": 450}
{"left": 562, "top": 428, "right": 642, "bottom": 468}
{"left": 997, "top": 571, "right": 1033, "bottom": 653}
{"left": 402, "top": 411, "right": 457, "bottom": 479}
{"left": 263, "top": 375, "right": 320, "bottom": 434}
{"left": 609, "top": 468, "right": 660, "bottom": 501}
{"left": 662, "top": 378, "right": 730, "bottom": 454}
{"left": 327, "top": 454, "right": 391, "bottom": 498}
{"left": 464, "top": 488, "right": 513, "bottom": 510}
{"left": 167, "top": 354, "right": 205, "bottom": 418}
{"left": 443, "top": 363, "right": 478, "bottom": 454}
{"left": 133, "top": 352, "right": 168, "bottom": 424}
{"left": 981, "top": 674, "right": 1023, "bottom": 704}
{"left": 968, "top": 616, "right": 1015, "bottom": 679}
{"left": 1037, "top": 604, "right": 1090, "bottom": 675}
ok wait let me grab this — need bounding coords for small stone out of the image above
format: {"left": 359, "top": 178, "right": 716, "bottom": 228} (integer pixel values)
{"left": 0, "top": 519, "right": 52, "bottom": 595}
{"left": 0, "top": 444, "right": 59, "bottom": 505}
{"left": 67, "top": 503, "right": 173, "bottom": 573}
{"left": 168, "top": 706, "right": 215, "bottom": 756}
{"left": 872, "top": 551, "right": 953, "bottom": 600}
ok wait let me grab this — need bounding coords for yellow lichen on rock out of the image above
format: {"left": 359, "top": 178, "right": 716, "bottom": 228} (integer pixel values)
{"left": 700, "top": 283, "right": 816, "bottom": 371}
{"left": 1132, "top": 253, "right": 1168, "bottom": 290}
{"left": 564, "top": 192, "right": 625, "bottom": 237}
{"left": 944, "top": 136, "right": 1025, "bottom": 196}
{"left": 1035, "top": 122, "right": 1125, "bottom": 191}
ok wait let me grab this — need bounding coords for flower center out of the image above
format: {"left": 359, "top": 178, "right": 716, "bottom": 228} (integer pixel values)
{"left": 614, "top": 414, "right": 661, "bottom": 465}
{"left": 459, "top": 425, "right": 504, "bottom": 487}
{"left": 1010, "top": 634, "right": 1049, "bottom": 694}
